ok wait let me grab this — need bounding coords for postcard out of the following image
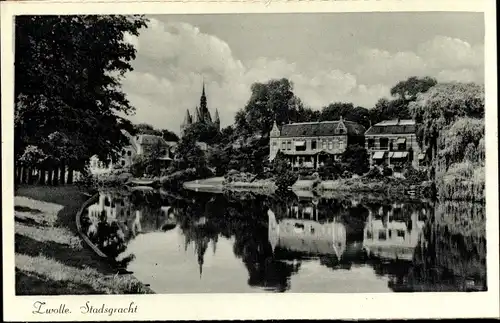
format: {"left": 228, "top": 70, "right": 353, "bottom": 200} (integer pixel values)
{"left": 1, "top": 0, "right": 498, "bottom": 320}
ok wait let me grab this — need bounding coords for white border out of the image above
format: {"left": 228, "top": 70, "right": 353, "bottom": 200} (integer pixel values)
{"left": 2, "top": 0, "right": 498, "bottom": 321}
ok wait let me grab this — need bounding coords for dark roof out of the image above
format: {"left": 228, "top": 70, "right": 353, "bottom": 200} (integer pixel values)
{"left": 279, "top": 121, "right": 365, "bottom": 138}
{"left": 365, "top": 119, "right": 416, "bottom": 135}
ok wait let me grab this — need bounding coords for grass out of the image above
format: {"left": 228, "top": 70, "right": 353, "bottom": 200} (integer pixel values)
{"left": 14, "top": 185, "right": 152, "bottom": 295}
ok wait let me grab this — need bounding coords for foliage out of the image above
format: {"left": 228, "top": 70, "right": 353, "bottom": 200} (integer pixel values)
{"left": 440, "top": 117, "right": 484, "bottom": 168}
{"left": 236, "top": 78, "right": 305, "bottom": 136}
{"left": 317, "top": 156, "right": 345, "bottom": 180}
{"left": 341, "top": 144, "right": 369, "bottom": 175}
{"left": 320, "top": 102, "right": 370, "bottom": 129}
{"left": 403, "top": 165, "right": 428, "bottom": 183}
{"left": 409, "top": 82, "right": 485, "bottom": 167}
{"left": 272, "top": 153, "right": 298, "bottom": 190}
{"left": 390, "top": 76, "right": 437, "bottom": 101}
{"left": 133, "top": 123, "right": 162, "bottom": 136}
{"left": 182, "top": 122, "right": 219, "bottom": 144}
{"left": 369, "top": 76, "right": 437, "bottom": 125}
{"left": 369, "top": 98, "right": 412, "bottom": 125}
{"left": 15, "top": 15, "right": 148, "bottom": 170}
{"left": 161, "top": 129, "right": 179, "bottom": 142}
{"left": 174, "top": 136, "right": 208, "bottom": 170}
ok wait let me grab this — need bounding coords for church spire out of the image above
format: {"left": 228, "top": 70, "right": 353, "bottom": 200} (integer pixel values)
{"left": 214, "top": 108, "right": 220, "bottom": 130}
{"left": 199, "top": 80, "right": 208, "bottom": 123}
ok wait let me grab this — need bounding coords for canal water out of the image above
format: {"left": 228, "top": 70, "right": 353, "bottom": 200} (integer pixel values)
{"left": 80, "top": 188, "right": 486, "bottom": 293}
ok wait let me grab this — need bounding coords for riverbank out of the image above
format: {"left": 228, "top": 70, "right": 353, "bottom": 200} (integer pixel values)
{"left": 183, "top": 176, "right": 277, "bottom": 194}
{"left": 14, "top": 185, "right": 152, "bottom": 295}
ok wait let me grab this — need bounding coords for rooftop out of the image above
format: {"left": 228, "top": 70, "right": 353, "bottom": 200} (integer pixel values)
{"left": 279, "top": 120, "right": 366, "bottom": 138}
{"left": 365, "top": 119, "right": 416, "bottom": 135}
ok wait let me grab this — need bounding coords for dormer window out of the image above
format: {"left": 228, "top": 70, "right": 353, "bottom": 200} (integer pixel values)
{"left": 339, "top": 128, "right": 344, "bottom": 134}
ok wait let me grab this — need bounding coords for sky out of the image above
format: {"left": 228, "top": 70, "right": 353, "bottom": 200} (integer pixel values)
{"left": 121, "top": 12, "right": 485, "bottom": 134}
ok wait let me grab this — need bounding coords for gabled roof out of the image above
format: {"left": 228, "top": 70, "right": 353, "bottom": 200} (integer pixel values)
{"left": 279, "top": 120, "right": 365, "bottom": 138}
{"left": 365, "top": 119, "right": 416, "bottom": 135}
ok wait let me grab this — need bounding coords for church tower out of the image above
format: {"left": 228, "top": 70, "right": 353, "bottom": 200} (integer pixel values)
{"left": 199, "top": 81, "right": 211, "bottom": 123}
{"left": 214, "top": 109, "right": 220, "bottom": 131}
{"left": 180, "top": 109, "right": 193, "bottom": 136}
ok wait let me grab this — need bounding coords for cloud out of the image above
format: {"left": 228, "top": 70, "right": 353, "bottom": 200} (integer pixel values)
{"left": 417, "top": 35, "right": 484, "bottom": 69}
{"left": 122, "top": 20, "right": 484, "bottom": 134}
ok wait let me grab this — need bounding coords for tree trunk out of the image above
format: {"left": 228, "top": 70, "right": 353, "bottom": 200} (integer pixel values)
{"left": 53, "top": 167, "right": 59, "bottom": 186}
{"left": 15, "top": 167, "right": 20, "bottom": 185}
{"left": 60, "top": 162, "right": 66, "bottom": 185}
{"left": 39, "top": 169, "right": 46, "bottom": 185}
{"left": 67, "top": 168, "right": 74, "bottom": 184}
{"left": 26, "top": 167, "right": 33, "bottom": 184}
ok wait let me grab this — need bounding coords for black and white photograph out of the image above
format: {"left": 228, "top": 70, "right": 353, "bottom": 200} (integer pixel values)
{"left": 2, "top": 0, "right": 498, "bottom": 320}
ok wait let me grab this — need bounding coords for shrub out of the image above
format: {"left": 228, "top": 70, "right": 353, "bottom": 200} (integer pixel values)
{"left": 275, "top": 170, "right": 298, "bottom": 190}
{"left": 404, "top": 165, "right": 428, "bottom": 183}
{"left": 382, "top": 166, "right": 393, "bottom": 177}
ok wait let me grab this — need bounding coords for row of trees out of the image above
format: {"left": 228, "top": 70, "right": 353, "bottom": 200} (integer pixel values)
{"left": 14, "top": 15, "right": 149, "bottom": 186}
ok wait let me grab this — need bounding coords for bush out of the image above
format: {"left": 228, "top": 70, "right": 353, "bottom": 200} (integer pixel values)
{"left": 404, "top": 165, "right": 428, "bottom": 183}
{"left": 364, "top": 167, "right": 384, "bottom": 179}
{"left": 275, "top": 170, "right": 298, "bottom": 190}
{"left": 382, "top": 166, "right": 393, "bottom": 177}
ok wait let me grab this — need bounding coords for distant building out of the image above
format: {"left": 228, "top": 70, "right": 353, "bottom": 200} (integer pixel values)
{"left": 180, "top": 82, "right": 220, "bottom": 136}
{"left": 269, "top": 117, "right": 365, "bottom": 168}
{"left": 89, "top": 130, "right": 176, "bottom": 174}
{"left": 364, "top": 119, "right": 424, "bottom": 169}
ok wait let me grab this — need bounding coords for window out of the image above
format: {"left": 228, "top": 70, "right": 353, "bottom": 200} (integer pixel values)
{"left": 287, "top": 141, "right": 292, "bottom": 150}
{"left": 397, "top": 230, "right": 406, "bottom": 239}
{"left": 380, "top": 138, "right": 389, "bottom": 150}
{"left": 378, "top": 230, "right": 387, "bottom": 241}
{"left": 328, "top": 141, "right": 333, "bottom": 150}
{"left": 296, "top": 144, "right": 306, "bottom": 152}
{"left": 121, "top": 160, "right": 126, "bottom": 166}
{"left": 281, "top": 141, "right": 286, "bottom": 150}
{"left": 368, "top": 139, "right": 375, "bottom": 149}
{"left": 311, "top": 140, "right": 317, "bottom": 150}
{"left": 339, "top": 140, "right": 345, "bottom": 150}
{"left": 322, "top": 141, "right": 327, "bottom": 150}
{"left": 127, "top": 151, "right": 132, "bottom": 156}
{"left": 338, "top": 128, "right": 344, "bottom": 134}
{"left": 398, "top": 142, "right": 407, "bottom": 151}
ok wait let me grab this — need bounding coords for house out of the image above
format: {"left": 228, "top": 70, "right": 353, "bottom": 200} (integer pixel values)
{"left": 364, "top": 119, "right": 424, "bottom": 170}
{"left": 269, "top": 117, "right": 366, "bottom": 169}
{"left": 89, "top": 130, "right": 177, "bottom": 174}
{"left": 362, "top": 203, "right": 425, "bottom": 261}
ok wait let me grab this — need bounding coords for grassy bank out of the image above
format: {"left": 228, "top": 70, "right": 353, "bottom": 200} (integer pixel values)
{"left": 15, "top": 185, "right": 152, "bottom": 295}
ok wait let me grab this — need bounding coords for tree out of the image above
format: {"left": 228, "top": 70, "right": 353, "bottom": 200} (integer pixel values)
{"left": 390, "top": 76, "right": 437, "bottom": 102}
{"left": 15, "top": 15, "right": 148, "bottom": 175}
{"left": 409, "top": 82, "right": 485, "bottom": 175}
{"left": 320, "top": 102, "right": 370, "bottom": 129}
{"left": 341, "top": 144, "right": 369, "bottom": 175}
{"left": 175, "top": 136, "right": 207, "bottom": 170}
{"left": 369, "top": 76, "right": 438, "bottom": 125}
{"left": 161, "top": 129, "right": 179, "bottom": 142}
{"left": 369, "top": 97, "right": 411, "bottom": 125}
{"left": 237, "top": 78, "right": 297, "bottom": 136}
{"left": 440, "top": 117, "right": 484, "bottom": 168}
{"left": 182, "top": 122, "right": 219, "bottom": 144}
{"left": 134, "top": 123, "right": 162, "bottom": 136}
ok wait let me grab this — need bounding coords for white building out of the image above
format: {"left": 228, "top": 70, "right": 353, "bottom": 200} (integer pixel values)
{"left": 89, "top": 130, "right": 177, "bottom": 175}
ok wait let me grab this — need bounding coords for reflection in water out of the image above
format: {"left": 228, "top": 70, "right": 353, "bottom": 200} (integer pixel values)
{"left": 81, "top": 189, "right": 486, "bottom": 293}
